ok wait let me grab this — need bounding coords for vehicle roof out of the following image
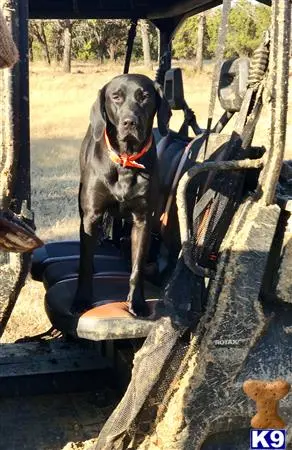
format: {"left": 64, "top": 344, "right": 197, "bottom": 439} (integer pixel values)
{"left": 29, "top": 0, "right": 270, "bottom": 21}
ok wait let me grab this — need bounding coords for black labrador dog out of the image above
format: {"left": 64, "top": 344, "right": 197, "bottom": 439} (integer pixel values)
{"left": 73, "top": 74, "right": 171, "bottom": 316}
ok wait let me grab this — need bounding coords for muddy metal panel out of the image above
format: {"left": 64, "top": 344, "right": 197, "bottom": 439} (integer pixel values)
{"left": 0, "top": 0, "right": 31, "bottom": 336}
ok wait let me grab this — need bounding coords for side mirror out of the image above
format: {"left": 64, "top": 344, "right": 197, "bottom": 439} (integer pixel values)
{"left": 163, "top": 68, "right": 185, "bottom": 110}
{"left": 218, "top": 57, "right": 250, "bottom": 112}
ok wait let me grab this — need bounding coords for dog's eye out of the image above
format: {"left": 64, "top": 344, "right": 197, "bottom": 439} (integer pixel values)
{"left": 142, "top": 92, "right": 150, "bottom": 100}
{"left": 135, "top": 89, "right": 150, "bottom": 103}
{"left": 112, "top": 91, "right": 123, "bottom": 102}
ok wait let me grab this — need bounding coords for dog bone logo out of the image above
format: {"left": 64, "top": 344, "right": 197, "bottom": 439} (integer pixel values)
{"left": 243, "top": 379, "right": 290, "bottom": 429}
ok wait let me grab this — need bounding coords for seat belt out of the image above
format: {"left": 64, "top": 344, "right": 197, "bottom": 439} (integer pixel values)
{"left": 160, "top": 135, "right": 203, "bottom": 232}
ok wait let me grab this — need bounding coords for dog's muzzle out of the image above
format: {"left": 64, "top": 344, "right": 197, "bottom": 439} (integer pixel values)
{"left": 119, "top": 114, "right": 144, "bottom": 142}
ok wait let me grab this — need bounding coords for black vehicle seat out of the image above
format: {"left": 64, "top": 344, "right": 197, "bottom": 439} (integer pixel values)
{"left": 45, "top": 273, "right": 161, "bottom": 340}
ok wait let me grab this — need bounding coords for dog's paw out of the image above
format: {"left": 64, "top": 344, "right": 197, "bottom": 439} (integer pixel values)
{"left": 127, "top": 296, "right": 150, "bottom": 318}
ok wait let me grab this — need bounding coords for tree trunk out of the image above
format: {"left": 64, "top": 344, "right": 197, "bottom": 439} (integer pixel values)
{"left": 55, "top": 28, "right": 63, "bottom": 62}
{"left": 99, "top": 50, "right": 104, "bottom": 64}
{"left": 40, "top": 22, "right": 51, "bottom": 65}
{"left": 156, "top": 27, "right": 160, "bottom": 63}
{"left": 195, "top": 12, "right": 206, "bottom": 72}
{"left": 28, "top": 35, "right": 33, "bottom": 62}
{"left": 108, "top": 43, "right": 115, "bottom": 61}
{"left": 63, "top": 20, "right": 72, "bottom": 73}
{"left": 140, "top": 19, "right": 151, "bottom": 68}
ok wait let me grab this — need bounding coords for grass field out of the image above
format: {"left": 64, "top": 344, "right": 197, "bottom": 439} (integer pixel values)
{"left": 1, "top": 60, "right": 291, "bottom": 344}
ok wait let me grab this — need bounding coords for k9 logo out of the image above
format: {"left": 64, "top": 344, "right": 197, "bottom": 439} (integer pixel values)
{"left": 250, "top": 429, "right": 286, "bottom": 449}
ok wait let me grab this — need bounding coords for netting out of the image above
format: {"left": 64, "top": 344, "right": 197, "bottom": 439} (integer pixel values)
{"left": 191, "top": 171, "right": 244, "bottom": 270}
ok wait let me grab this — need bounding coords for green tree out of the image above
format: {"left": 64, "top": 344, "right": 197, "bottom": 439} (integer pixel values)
{"left": 27, "top": 18, "right": 158, "bottom": 66}
{"left": 72, "top": 19, "right": 129, "bottom": 62}
{"left": 172, "top": 0, "right": 271, "bottom": 61}
{"left": 227, "top": 0, "right": 270, "bottom": 56}
{"left": 29, "top": 20, "right": 51, "bottom": 64}
{"left": 44, "top": 21, "right": 63, "bottom": 62}
{"left": 206, "top": 0, "right": 271, "bottom": 58}
{"left": 206, "top": 9, "right": 221, "bottom": 57}
{"left": 172, "top": 16, "right": 198, "bottom": 59}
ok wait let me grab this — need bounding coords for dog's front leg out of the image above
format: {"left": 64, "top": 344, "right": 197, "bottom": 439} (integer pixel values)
{"left": 127, "top": 213, "right": 149, "bottom": 317}
{"left": 72, "top": 211, "right": 103, "bottom": 312}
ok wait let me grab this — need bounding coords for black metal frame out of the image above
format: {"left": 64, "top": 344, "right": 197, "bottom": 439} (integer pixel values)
{"left": 27, "top": 0, "right": 229, "bottom": 20}
{"left": 12, "top": 0, "right": 31, "bottom": 215}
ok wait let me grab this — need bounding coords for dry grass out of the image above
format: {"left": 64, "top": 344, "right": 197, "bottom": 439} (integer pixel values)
{"left": 1, "top": 61, "right": 292, "bottom": 344}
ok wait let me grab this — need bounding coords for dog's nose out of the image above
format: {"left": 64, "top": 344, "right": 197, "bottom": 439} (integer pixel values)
{"left": 123, "top": 117, "right": 137, "bottom": 128}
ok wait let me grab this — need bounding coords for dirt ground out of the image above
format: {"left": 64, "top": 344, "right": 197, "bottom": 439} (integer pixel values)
{"left": 0, "top": 61, "right": 291, "bottom": 449}
{"left": 0, "top": 389, "right": 118, "bottom": 450}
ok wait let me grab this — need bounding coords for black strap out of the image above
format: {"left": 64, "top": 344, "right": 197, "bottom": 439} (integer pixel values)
{"left": 178, "top": 105, "right": 202, "bottom": 137}
{"left": 123, "top": 19, "right": 138, "bottom": 74}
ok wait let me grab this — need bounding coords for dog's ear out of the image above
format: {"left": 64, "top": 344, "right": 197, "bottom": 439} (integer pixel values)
{"left": 154, "top": 81, "right": 171, "bottom": 136}
{"left": 90, "top": 85, "right": 107, "bottom": 141}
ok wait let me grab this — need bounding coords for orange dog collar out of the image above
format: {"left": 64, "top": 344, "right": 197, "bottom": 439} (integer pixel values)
{"left": 104, "top": 130, "right": 153, "bottom": 169}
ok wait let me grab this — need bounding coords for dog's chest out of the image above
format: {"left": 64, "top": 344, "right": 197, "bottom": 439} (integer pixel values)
{"left": 106, "top": 167, "right": 149, "bottom": 204}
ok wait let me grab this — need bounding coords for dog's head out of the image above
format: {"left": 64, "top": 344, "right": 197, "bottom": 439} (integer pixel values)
{"left": 90, "top": 74, "right": 171, "bottom": 153}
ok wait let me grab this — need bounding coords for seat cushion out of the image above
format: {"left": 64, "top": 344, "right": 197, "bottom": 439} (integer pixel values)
{"left": 77, "top": 299, "right": 160, "bottom": 340}
{"left": 45, "top": 275, "right": 161, "bottom": 340}
{"left": 43, "top": 254, "right": 129, "bottom": 290}
{"left": 31, "top": 240, "right": 120, "bottom": 281}
{"left": 81, "top": 299, "right": 158, "bottom": 319}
